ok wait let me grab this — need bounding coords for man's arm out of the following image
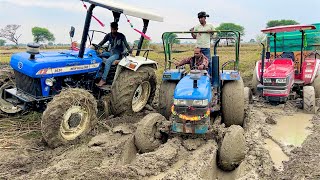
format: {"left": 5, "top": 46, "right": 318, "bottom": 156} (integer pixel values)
{"left": 122, "top": 35, "right": 131, "bottom": 52}
{"left": 98, "top": 33, "right": 110, "bottom": 46}
{"left": 199, "top": 55, "right": 209, "bottom": 70}
{"left": 190, "top": 27, "right": 197, "bottom": 39}
{"left": 175, "top": 57, "right": 192, "bottom": 66}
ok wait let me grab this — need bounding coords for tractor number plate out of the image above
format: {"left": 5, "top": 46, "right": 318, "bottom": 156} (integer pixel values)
{"left": 163, "top": 74, "right": 171, "bottom": 79}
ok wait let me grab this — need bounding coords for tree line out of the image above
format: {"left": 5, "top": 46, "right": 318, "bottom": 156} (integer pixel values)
{"left": 0, "top": 19, "right": 300, "bottom": 47}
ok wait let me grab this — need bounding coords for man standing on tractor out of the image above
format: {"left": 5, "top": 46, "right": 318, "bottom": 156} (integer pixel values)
{"left": 174, "top": 48, "right": 209, "bottom": 70}
{"left": 190, "top": 11, "right": 214, "bottom": 74}
{"left": 95, "top": 22, "right": 132, "bottom": 87}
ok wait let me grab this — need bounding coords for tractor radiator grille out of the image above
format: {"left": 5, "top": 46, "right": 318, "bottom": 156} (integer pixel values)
{"left": 14, "top": 70, "right": 42, "bottom": 97}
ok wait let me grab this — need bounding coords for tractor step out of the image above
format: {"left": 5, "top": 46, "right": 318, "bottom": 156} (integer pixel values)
{"left": 99, "top": 85, "right": 112, "bottom": 91}
{"left": 294, "top": 79, "right": 305, "bottom": 85}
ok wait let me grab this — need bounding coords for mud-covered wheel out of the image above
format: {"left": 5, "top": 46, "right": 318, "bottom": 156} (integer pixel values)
{"left": 221, "top": 79, "right": 245, "bottom": 127}
{"left": 134, "top": 113, "right": 166, "bottom": 153}
{"left": 251, "top": 67, "right": 259, "bottom": 95}
{"left": 244, "top": 87, "right": 253, "bottom": 106}
{"left": 159, "top": 81, "right": 176, "bottom": 119}
{"left": 41, "top": 88, "right": 98, "bottom": 148}
{"left": 111, "top": 66, "right": 156, "bottom": 115}
{"left": 303, "top": 86, "right": 315, "bottom": 114}
{"left": 312, "top": 75, "right": 320, "bottom": 98}
{"left": 218, "top": 125, "right": 245, "bottom": 171}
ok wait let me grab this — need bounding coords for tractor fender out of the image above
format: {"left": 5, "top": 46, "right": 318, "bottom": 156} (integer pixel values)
{"left": 118, "top": 55, "right": 158, "bottom": 71}
{"left": 113, "top": 56, "right": 157, "bottom": 81}
{"left": 310, "top": 59, "right": 320, "bottom": 83}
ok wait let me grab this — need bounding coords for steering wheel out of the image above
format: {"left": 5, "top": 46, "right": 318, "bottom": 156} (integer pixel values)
{"left": 92, "top": 43, "right": 108, "bottom": 54}
{"left": 306, "top": 50, "right": 320, "bottom": 59}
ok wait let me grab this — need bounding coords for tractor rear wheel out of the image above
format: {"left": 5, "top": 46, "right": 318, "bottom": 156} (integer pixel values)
{"left": 217, "top": 125, "right": 245, "bottom": 171}
{"left": 312, "top": 75, "right": 320, "bottom": 98}
{"left": 221, "top": 79, "right": 245, "bottom": 127}
{"left": 251, "top": 67, "right": 259, "bottom": 95}
{"left": 134, "top": 113, "right": 166, "bottom": 153}
{"left": 159, "top": 81, "right": 177, "bottom": 119}
{"left": 41, "top": 88, "right": 98, "bottom": 148}
{"left": 303, "top": 86, "right": 316, "bottom": 114}
{"left": 110, "top": 66, "right": 156, "bottom": 115}
{"left": 244, "top": 87, "right": 253, "bottom": 107}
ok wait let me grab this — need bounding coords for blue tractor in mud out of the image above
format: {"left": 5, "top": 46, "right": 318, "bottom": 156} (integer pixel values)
{"left": 134, "top": 31, "right": 248, "bottom": 171}
{"left": 0, "top": 0, "right": 163, "bottom": 147}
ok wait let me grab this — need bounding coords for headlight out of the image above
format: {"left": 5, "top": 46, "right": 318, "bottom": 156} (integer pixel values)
{"left": 276, "top": 78, "right": 286, "bottom": 83}
{"left": 174, "top": 99, "right": 187, "bottom": 106}
{"left": 173, "top": 99, "right": 209, "bottom": 106}
{"left": 45, "top": 78, "right": 55, "bottom": 86}
{"left": 263, "top": 78, "right": 271, "bottom": 83}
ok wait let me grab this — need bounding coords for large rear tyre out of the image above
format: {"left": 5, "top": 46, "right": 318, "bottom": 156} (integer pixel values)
{"left": 312, "top": 75, "right": 320, "bottom": 98}
{"left": 111, "top": 66, "right": 156, "bottom": 115}
{"left": 221, "top": 79, "right": 245, "bottom": 127}
{"left": 41, "top": 88, "right": 98, "bottom": 148}
{"left": 303, "top": 86, "right": 315, "bottom": 114}
{"left": 217, "top": 125, "right": 245, "bottom": 171}
{"left": 158, "top": 81, "right": 176, "bottom": 119}
{"left": 251, "top": 67, "right": 259, "bottom": 95}
{"left": 134, "top": 113, "right": 166, "bottom": 153}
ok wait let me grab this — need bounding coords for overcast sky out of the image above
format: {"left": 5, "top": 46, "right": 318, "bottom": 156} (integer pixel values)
{"left": 0, "top": 0, "right": 319, "bottom": 44}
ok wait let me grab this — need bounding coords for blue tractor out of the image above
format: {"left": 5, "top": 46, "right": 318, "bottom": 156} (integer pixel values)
{"left": 0, "top": 0, "right": 163, "bottom": 147}
{"left": 134, "top": 31, "right": 247, "bottom": 171}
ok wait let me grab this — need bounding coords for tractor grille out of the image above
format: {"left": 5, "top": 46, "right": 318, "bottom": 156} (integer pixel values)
{"left": 174, "top": 106, "right": 207, "bottom": 116}
{"left": 14, "top": 70, "right": 42, "bottom": 97}
{"left": 263, "top": 78, "right": 287, "bottom": 86}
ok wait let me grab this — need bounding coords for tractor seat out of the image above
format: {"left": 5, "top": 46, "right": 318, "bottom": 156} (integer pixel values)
{"left": 281, "top": 52, "right": 295, "bottom": 62}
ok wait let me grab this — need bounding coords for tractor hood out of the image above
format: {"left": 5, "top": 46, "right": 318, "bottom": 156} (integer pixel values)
{"left": 263, "top": 59, "right": 294, "bottom": 78}
{"left": 10, "top": 48, "right": 102, "bottom": 78}
{"left": 174, "top": 75, "right": 211, "bottom": 100}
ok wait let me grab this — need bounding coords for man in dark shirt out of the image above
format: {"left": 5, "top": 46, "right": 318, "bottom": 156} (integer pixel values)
{"left": 96, "top": 22, "right": 131, "bottom": 87}
{"left": 174, "top": 48, "right": 209, "bottom": 70}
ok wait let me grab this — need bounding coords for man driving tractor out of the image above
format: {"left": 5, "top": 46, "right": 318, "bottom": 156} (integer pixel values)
{"left": 94, "top": 22, "right": 132, "bottom": 87}
{"left": 174, "top": 47, "right": 209, "bottom": 70}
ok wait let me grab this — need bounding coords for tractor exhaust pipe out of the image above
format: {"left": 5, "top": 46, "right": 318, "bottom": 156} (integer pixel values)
{"left": 212, "top": 39, "right": 220, "bottom": 87}
{"left": 260, "top": 43, "right": 265, "bottom": 85}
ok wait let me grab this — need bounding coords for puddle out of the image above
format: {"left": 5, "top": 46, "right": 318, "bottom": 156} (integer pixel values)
{"left": 264, "top": 138, "right": 289, "bottom": 170}
{"left": 270, "top": 113, "right": 313, "bottom": 146}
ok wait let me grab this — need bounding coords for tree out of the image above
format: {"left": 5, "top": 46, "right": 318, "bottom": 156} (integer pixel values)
{"left": 249, "top": 39, "right": 256, "bottom": 43}
{"left": 133, "top": 39, "right": 150, "bottom": 49}
{"left": 163, "top": 33, "right": 180, "bottom": 49}
{"left": 266, "top": 20, "right": 299, "bottom": 28}
{"left": 215, "top": 23, "right": 245, "bottom": 46}
{"left": 0, "top": 24, "right": 21, "bottom": 46}
{"left": 255, "top": 33, "right": 267, "bottom": 44}
{"left": 0, "top": 39, "right": 6, "bottom": 46}
{"left": 32, "top": 27, "right": 55, "bottom": 43}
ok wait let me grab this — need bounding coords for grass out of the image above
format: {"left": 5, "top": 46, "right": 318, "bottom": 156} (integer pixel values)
{"left": 0, "top": 44, "right": 261, "bottom": 84}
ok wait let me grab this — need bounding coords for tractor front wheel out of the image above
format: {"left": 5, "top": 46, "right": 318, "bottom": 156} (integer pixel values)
{"left": 134, "top": 113, "right": 166, "bottom": 153}
{"left": 217, "top": 125, "right": 246, "bottom": 171}
{"left": 251, "top": 67, "right": 259, "bottom": 95}
{"left": 303, "top": 86, "right": 316, "bottom": 114}
{"left": 110, "top": 66, "right": 156, "bottom": 115}
{"left": 41, "top": 88, "right": 98, "bottom": 148}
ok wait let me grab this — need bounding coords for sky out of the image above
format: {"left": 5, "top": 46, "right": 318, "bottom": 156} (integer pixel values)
{"left": 0, "top": 0, "right": 319, "bottom": 45}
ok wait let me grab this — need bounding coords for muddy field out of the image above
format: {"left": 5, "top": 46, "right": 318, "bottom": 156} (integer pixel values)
{"left": 0, "top": 93, "right": 320, "bottom": 180}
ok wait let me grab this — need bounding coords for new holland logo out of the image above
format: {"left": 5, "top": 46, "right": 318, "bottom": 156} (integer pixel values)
{"left": 18, "top": 62, "right": 23, "bottom": 69}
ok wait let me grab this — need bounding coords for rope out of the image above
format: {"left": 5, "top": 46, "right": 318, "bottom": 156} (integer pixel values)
{"left": 124, "top": 15, "right": 151, "bottom": 40}
{"left": 82, "top": 1, "right": 105, "bottom": 27}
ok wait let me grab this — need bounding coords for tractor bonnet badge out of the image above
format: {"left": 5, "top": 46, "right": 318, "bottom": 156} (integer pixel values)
{"left": 18, "top": 62, "right": 23, "bottom": 69}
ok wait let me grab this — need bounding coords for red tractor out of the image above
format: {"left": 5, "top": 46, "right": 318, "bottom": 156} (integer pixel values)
{"left": 252, "top": 25, "right": 320, "bottom": 113}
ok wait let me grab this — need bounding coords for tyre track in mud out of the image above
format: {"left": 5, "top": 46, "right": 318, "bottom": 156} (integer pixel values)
{"left": 0, "top": 99, "right": 320, "bottom": 179}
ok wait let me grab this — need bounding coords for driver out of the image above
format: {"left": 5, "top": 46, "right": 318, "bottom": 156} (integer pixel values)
{"left": 95, "top": 22, "right": 132, "bottom": 87}
{"left": 174, "top": 48, "right": 208, "bottom": 70}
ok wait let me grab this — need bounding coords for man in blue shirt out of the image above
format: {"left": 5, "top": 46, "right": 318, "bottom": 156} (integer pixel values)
{"left": 96, "top": 22, "right": 131, "bottom": 87}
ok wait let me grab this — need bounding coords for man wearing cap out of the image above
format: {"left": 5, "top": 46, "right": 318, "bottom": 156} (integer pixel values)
{"left": 190, "top": 11, "right": 214, "bottom": 75}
